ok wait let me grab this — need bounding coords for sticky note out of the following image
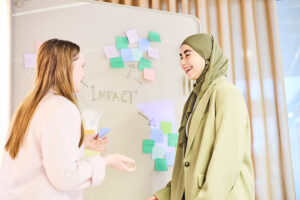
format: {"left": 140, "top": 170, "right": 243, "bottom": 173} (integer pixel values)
{"left": 161, "top": 121, "right": 172, "bottom": 134}
{"left": 168, "top": 133, "right": 179, "bottom": 146}
{"left": 152, "top": 146, "right": 164, "bottom": 159}
{"left": 155, "top": 158, "right": 168, "bottom": 171}
{"left": 139, "top": 39, "right": 150, "bottom": 52}
{"left": 120, "top": 49, "right": 134, "bottom": 62}
{"left": 104, "top": 45, "right": 120, "bottom": 59}
{"left": 24, "top": 53, "right": 37, "bottom": 69}
{"left": 143, "top": 140, "right": 155, "bottom": 153}
{"left": 36, "top": 41, "right": 43, "bottom": 53}
{"left": 165, "top": 152, "right": 176, "bottom": 166}
{"left": 132, "top": 48, "right": 143, "bottom": 61}
{"left": 110, "top": 57, "right": 124, "bottom": 68}
{"left": 97, "top": 127, "right": 112, "bottom": 138}
{"left": 149, "top": 31, "right": 161, "bottom": 42}
{"left": 148, "top": 47, "right": 160, "bottom": 60}
{"left": 149, "top": 119, "right": 160, "bottom": 129}
{"left": 151, "top": 129, "right": 164, "bottom": 143}
{"left": 126, "top": 29, "right": 139, "bottom": 43}
{"left": 138, "top": 57, "right": 151, "bottom": 71}
{"left": 144, "top": 68, "right": 156, "bottom": 81}
{"left": 116, "top": 37, "right": 129, "bottom": 50}
{"left": 84, "top": 129, "right": 96, "bottom": 135}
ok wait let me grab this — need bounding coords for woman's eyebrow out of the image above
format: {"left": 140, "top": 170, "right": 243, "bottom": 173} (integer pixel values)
{"left": 180, "top": 49, "right": 192, "bottom": 57}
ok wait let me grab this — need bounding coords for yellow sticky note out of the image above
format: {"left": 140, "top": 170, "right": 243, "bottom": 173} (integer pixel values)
{"left": 84, "top": 129, "right": 96, "bottom": 135}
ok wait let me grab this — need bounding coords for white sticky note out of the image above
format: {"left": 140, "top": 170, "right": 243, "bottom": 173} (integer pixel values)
{"left": 24, "top": 53, "right": 37, "bottom": 69}
{"left": 126, "top": 29, "right": 139, "bottom": 44}
{"left": 148, "top": 47, "right": 160, "bottom": 60}
{"left": 104, "top": 45, "right": 120, "bottom": 59}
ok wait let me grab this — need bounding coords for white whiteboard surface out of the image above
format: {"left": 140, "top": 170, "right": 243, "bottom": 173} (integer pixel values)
{"left": 12, "top": 1, "right": 200, "bottom": 199}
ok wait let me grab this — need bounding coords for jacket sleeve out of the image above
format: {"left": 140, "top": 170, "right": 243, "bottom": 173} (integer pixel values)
{"left": 40, "top": 100, "right": 106, "bottom": 191}
{"left": 154, "top": 181, "right": 171, "bottom": 199}
{"left": 195, "top": 85, "right": 249, "bottom": 200}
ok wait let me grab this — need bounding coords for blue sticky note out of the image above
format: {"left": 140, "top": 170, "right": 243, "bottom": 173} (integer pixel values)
{"left": 97, "top": 127, "right": 112, "bottom": 138}
{"left": 139, "top": 39, "right": 150, "bottom": 52}
{"left": 165, "top": 152, "right": 176, "bottom": 166}
{"left": 152, "top": 146, "right": 164, "bottom": 159}
{"left": 120, "top": 49, "right": 134, "bottom": 62}
{"left": 151, "top": 129, "right": 164, "bottom": 143}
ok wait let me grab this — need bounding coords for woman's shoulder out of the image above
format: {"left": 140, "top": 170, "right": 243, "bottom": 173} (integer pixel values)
{"left": 213, "top": 79, "right": 243, "bottom": 99}
{"left": 38, "top": 94, "right": 80, "bottom": 116}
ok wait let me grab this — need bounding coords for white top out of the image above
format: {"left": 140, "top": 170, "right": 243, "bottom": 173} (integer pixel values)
{"left": 0, "top": 91, "right": 106, "bottom": 200}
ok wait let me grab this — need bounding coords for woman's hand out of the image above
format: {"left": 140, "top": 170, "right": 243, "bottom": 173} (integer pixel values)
{"left": 147, "top": 196, "right": 158, "bottom": 200}
{"left": 84, "top": 134, "right": 108, "bottom": 152}
{"left": 104, "top": 154, "right": 136, "bottom": 172}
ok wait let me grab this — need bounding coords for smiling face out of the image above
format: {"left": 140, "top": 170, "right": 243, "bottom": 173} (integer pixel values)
{"left": 180, "top": 44, "right": 206, "bottom": 80}
{"left": 72, "top": 52, "right": 86, "bottom": 93}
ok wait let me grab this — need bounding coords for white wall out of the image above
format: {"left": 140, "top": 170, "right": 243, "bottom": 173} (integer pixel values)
{"left": 0, "top": 0, "right": 11, "bottom": 163}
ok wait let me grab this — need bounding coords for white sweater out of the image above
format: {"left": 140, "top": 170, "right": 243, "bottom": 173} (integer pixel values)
{"left": 0, "top": 91, "right": 106, "bottom": 200}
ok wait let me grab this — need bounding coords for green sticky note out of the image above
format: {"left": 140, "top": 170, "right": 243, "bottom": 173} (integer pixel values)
{"left": 161, "top": 121, "right": 172, "bottom": 134}
{"left": 152, "top": 146, "right": 164, "bottom": 159}
{"left": 143, "top": 140, "right": 155, "bottom": 153}
{"left": 149, "top": 31, "right": 161, "bottom": 42}
{"left": 116, "top": 36, "right": 129, "bottom": 50}
{"left": 138, "top": 57, "right": 152, "bottom": 71}
{"left": 110, "top": 57, "right": 124, "bottom": 68}
{"left": 168, "top": 133, "right": 179, "bottom": 146}
{"left": 155, "top": 158, "right": 168, "bottom": 171}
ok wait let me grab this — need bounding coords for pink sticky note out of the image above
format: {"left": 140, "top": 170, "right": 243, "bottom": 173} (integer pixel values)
{"left": 24, "top": 53, "right": 37, "bottom": 69}
{"left": 144, "top": 68, "right": 156, "bottom": 81}
{"left": 104, "top": 45, "right": 120, "bottom": 59}
{"left": 148, "top": 47, "right": 160, "bottom": 60}
{"left": 36, "top": 41, "right": 43, "bottom": 53}
{"left": 126, "top": 29, "right": 139, "bottom": 44}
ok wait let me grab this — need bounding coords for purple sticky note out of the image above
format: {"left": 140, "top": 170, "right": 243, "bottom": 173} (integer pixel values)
{"left": 24, "top": 53, "right": 37, "bottom": 69}
{"left": 104, "top": 45, "right": 120, "bottom": 59}
{"left": 120, "top": 49, "right": 135, "bottom": 62}
{"left": 126, "top": 29, "right": 139, "bottom": 44}
{"left": 139, "top": 39, "right": 150, "bottom": 52}
{"left": 148, "top": 47, "right": 160, "bottom": 60}
{"left": 165, "top": 152, "right": 176, "bottom": 166}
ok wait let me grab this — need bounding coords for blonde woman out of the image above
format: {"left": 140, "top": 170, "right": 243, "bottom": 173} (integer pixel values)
{"left": 0, "top": 39, "right": 136, "bottom": 200}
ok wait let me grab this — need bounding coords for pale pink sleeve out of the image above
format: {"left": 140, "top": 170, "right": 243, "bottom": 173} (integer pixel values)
{"left": 40, "top": 100, "right": 106, "bottom": 191}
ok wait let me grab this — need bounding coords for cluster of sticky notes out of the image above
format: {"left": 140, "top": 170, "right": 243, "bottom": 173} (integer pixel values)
{"left": 143, "top": 120, "right": 178, "bottom": 171}
{"left": 24, "top": 41, "right": 44, "bottom": 69}
{"left": 103, "top": 29, "right": 161, "bottom": 82}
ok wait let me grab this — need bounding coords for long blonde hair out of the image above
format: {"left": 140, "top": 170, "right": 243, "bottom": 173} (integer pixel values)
{"left": 5, "top": 39, "right": 84, "bottom": 159}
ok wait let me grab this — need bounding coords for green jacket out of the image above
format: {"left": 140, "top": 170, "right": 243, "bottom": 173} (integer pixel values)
{"left": 155, "top": 77, "right": 255, "bottom": 200}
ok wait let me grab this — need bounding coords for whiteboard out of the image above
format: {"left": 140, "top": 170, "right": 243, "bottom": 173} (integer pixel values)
{"left": 12, "top": 0, "right": 200, "bottom": 199}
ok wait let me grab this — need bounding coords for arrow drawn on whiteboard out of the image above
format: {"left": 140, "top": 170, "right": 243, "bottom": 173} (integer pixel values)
{"left": 138, "top": 111, "right": 150, "bottom": 125}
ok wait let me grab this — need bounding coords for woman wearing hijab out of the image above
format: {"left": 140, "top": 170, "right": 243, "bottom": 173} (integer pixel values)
{"left": 148, "top": 34, "right": 255, "bottom": 200}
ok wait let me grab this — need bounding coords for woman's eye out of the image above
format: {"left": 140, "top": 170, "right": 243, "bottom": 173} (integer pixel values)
{"left": 186, "top": 54, "right": 190, "bottom": 57}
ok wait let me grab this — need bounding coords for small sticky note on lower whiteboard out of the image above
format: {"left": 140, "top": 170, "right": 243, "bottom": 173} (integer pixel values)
{"left": 155, "top": 158, "right": 168, "bottom": 171}
{"left": 24, "top": 53, "right": 37, "bottom": 69}
{"left": 143, "top": 140, "right": 155, "bottom": 153}
{"left": 36, "top": 41, "right": 43, "bottom": 53}
{"left": 138, "top": 57, "right": 152, "bottom": 71}
{"left": 165, "top": 152, "right": 176, "bottom": 166}
{"left": 149, "top": 31, "right": 161, "bottom": 42}
{"left": 148, "top": 47, "right": 160, "bottom": 60}
{"left": 110, "top": 57, "right": 124, "bottom": 68}
{"left": 104, "top": 45, "right": 120, "bottom": 59}
{"left": 152, "top": 146, "right": 164, "bottom": 159}
{"left": 168, "top": 133, "right": 179, "bottom": 146}
{"left": 144, "top": 68, "right": 156, "bottom": 81}
{"left": 126, "top": 29, "right": 139, "bottom": 44}
{"left": 161, "top": 121, "right": 172, "bottom": 134}
{"left": 151, "top": 129, "right": 164, "bottom": 143}
{"left": 132, "top": 48, "right": 143, "bottom": 61}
